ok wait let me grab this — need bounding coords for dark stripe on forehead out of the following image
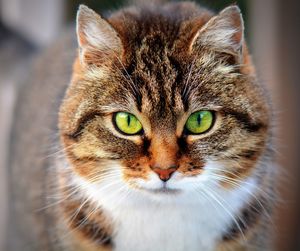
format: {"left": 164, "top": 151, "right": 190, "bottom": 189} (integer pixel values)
{"left": 169, "top": 56, "right": 184, "bottom": 109}
{"left": 223, "top": 109, "right": 266, "bottom": 133}
{"left": 133, "top": 84, "right": 143, "bottom": 112}
{"left": 158, "top": 93, "right": 167, "bottom": 116}
{"left": 143, "top": 82, "right": 155, "bottom": 107}
{"left": 181, "top": 84, "right": 190, "bottom": 112}
{"left": 121, "top": 69, "right": 143, "bottom": 112}
{"left": 135, "top": 74, "right": 156, "bottom": 112}
{"left": 156, "top": 66, "right": 170, "bottom": 116}
{"left": 180, "top": 61, "right": 199, "bottom": 112}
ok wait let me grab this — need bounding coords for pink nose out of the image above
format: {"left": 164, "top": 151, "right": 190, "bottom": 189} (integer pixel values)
{"left": 152, "top": 167, "right": 177, "bottom": 182}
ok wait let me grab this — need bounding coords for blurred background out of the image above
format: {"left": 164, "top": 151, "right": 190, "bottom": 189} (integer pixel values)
{"left": 0, "top": 0, "right": 299, "bottom": 250}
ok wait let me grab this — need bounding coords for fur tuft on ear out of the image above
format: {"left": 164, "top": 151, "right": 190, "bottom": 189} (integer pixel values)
{"left": 191, "top": 5, "right": 244, "bottom": 62}
{"left": 76, "top": 5, "right": 123, "bottom": 66}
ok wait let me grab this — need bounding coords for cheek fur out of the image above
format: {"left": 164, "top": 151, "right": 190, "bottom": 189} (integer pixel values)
{"left": 63, "top": 128, "right": 265, "bottom": 193}
{"left": 121, "top": 153, "right": 206, "bottom": 185}
{"left": 122, "top": 157, "right": 151, "bottom": 181}
{"left": 177, "top": 155, "right": 205, "bottom": 177}
{"left": 62, "top": 110, "right": 267, "bottom": 192}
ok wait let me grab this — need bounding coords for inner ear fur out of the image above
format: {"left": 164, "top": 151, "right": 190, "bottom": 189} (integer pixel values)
{"left": 76, "top": 5, "right": 124, "bottom": 66}
{"left": 190, "top": 5, "right": 245, "bottom": 65}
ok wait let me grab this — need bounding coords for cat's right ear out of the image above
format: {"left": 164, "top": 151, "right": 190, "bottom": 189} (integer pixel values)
{"left": 190, "top": 6, "right": 244, "bottom": 64}
{"left": 76, "top": 5, "right": 123, "bottom": 66}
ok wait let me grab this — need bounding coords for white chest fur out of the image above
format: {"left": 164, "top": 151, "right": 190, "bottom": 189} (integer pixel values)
{"left": 112, "top": 199, "right": 228, "bottom": 251}
{"left": 75, "top": 172, "right": 257, "bottom": 251}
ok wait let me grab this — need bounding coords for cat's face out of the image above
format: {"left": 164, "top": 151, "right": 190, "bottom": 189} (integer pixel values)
{"left": 59, "top": 3, "right": 270, "bottom": 199}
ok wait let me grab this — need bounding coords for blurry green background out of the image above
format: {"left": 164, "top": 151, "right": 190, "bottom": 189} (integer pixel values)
{"left": 66, "top": 0, "right": 251, "bottom": 44}
{"left": 66, "top": 0, "right": 249, "bottom": 35}
{"left": 66, "top": 0, "right": 248, "bottom": 15}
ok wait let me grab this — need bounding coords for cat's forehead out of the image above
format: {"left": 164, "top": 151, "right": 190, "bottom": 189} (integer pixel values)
{"left": 77, "top": 3, "right": 248, "bottom": 120}
{"left": 124, "top": 52, "right": 225, "bottom": 117}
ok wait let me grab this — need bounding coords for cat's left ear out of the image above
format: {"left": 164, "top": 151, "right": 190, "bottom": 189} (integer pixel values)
{"left": 191, "top": 5, "right": 244, "bottom": 63}
{"left": 76, "top": 5, "right": 123, "bottom": 66}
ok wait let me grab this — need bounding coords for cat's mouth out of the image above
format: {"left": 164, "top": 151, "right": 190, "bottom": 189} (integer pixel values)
{"left": 148, "top": 187, "right": 180, "bottom": 194}
{"left": 141, "top": 186, "right": 181, "bottom": 195}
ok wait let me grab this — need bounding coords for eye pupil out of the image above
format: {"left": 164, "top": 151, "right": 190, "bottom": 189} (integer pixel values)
{"left": 197, "top": 114, "right": 201, "bottom": 125}
{"left": 127, "top": 114, "right": 131, "bottom": 126}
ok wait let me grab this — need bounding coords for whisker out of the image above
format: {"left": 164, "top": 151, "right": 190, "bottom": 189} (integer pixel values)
{"left": 200, "top": 185, "right": 247, "bottom": 243}
{"left": 208, "top": 173, "right": 275, "bottom": 228}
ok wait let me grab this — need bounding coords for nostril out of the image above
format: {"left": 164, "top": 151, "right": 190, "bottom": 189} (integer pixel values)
{"left": 151, "top": 166, "right": 177, "bottom": 182}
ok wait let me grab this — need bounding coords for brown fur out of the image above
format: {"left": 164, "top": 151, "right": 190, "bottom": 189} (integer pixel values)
{"left": 7, "top": 2, "right": 275, "bottom": 251}
{"left": 60, "top": 3, "right": 270, "bottom": 185}
{"left": 56, "top": 2, "right": 275, "bottom": 250}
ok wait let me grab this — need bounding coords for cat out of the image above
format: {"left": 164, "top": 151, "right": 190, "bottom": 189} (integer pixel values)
{"left": 7, "top": 1, "right": 276, "bottom": 251}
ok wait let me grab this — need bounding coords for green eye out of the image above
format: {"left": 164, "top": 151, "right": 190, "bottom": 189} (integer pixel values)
{"left": 114, "top": 112, "right": 143, "bottom": 135}
{"left": 185, "top": 111, "right": 214, "bottom": 134}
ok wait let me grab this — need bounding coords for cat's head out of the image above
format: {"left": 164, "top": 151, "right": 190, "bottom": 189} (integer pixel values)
{"left": 59, "top": 3, "right": 270, "bottom": 199}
